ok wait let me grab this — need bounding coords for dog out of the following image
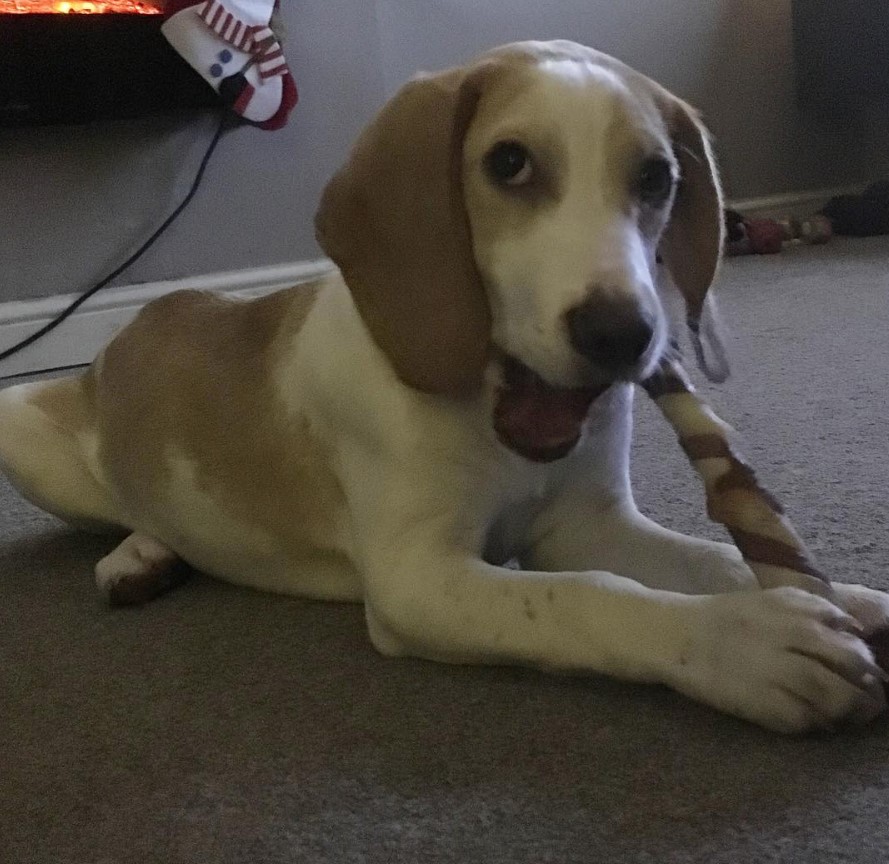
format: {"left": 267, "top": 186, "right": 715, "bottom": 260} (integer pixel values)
{"left": 1, "top": 40, "right": 887, "bottom": 733}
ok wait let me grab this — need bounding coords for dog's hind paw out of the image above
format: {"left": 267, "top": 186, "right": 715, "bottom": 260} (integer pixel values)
{"left": 95, "top": 533, "right": 188, "bottom": 606}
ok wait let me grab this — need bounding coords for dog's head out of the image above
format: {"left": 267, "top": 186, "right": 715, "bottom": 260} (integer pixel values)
{"left": 316, "top": 40, "right": 724, "bottom": 461}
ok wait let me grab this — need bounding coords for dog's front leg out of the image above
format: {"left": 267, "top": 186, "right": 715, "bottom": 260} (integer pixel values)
{"left": 529, "top": 498, "right": 756, "bottom": 596}
{"left": 350, "top": 489, "right": 884, "bottom": 733}
{"left": 530, "top": 447, "right": 889, "bottom": 639}
{"left": 363, "top": 537, "right": 698, "bottom": 680}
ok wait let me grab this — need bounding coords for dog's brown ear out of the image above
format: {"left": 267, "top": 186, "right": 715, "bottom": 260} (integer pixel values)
{"left": 314, "top": 66, "right": 493, "bottom": 395}
{"left": 657, "top": 97, "right": 728, "bottom": 381}
{"left": 659, "top": 100, "right": 724, "bottom": 324}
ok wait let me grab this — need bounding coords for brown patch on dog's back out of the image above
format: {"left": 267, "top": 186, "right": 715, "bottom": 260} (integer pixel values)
{"left": 94, "top": 282, "right": 353, "bottom": 586}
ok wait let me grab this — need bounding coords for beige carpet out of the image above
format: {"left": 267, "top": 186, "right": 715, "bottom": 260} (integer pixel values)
{"left": 2, "top": 238, "right": 889, "bottom": 863}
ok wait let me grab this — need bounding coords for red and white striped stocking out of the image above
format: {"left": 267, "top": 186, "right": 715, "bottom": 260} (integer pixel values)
{"left": 162, "top": 0, "right": 297, "bottom": 129}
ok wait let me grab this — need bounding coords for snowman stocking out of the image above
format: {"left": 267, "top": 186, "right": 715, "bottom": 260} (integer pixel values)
{"left": 162, "top": 0, "right": 297, "bottom": 130}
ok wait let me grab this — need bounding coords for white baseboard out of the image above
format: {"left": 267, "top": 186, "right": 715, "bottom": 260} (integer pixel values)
{"left": 727, "top": 184, "right": 863, "bottom": 218}
{"left": 0, "top": 259, "right": 332, "bottom": 380}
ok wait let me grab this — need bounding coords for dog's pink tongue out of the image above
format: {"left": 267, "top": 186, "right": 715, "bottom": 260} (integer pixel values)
{"left": 494, "top": 361, "right": 604, "bottom": 462}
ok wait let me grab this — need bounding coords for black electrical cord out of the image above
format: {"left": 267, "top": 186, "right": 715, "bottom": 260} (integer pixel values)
{"left": 0, "top": 110, "right": 235, "bottom": 365}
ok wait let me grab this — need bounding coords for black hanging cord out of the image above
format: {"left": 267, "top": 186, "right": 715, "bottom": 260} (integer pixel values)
{"left": 0, "top": 110, "right": 235, "bottom": 365}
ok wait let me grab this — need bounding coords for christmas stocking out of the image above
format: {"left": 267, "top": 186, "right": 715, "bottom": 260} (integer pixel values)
{"left": 162, "top": 0, "right": 297, "bottom": 130}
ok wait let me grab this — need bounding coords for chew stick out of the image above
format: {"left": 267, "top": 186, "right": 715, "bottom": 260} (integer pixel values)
{"left": 640, "top": 355, "right": 834, "bottom": 601}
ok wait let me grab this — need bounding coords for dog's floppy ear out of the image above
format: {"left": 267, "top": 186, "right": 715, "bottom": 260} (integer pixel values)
{"left": 314, "top": 65, "right": 494, "bottom": 395}
{"left": 658, "top": 97, "right": 730, "bottom": 382}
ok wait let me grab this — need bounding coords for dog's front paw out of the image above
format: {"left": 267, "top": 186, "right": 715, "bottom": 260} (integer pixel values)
{"left": 671, "top": 588, "right": 887, "bottom": 733}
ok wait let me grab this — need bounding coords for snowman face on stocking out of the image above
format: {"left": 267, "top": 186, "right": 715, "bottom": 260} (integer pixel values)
{"left": 162, "top": 0, "right": 297, "bottom": 129}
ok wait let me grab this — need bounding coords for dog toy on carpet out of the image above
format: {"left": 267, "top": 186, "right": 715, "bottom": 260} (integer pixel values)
{"left": 724, "top": 209, "right": 832, "bottom": 256}
{"left": 640, "top": 355, "right": 889, "bottom": 674}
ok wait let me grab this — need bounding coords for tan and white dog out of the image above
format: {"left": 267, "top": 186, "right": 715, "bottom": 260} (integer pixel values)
{"left": 1, "top": 41, "right": 887, "bottom": 733}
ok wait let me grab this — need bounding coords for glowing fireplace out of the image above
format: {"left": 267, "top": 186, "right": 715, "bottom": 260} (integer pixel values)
{"left": 0, "top": 0, "right": 220, "bottom": 125}
{"left": 0, "top": 2, "right": 162, "bottom": 12}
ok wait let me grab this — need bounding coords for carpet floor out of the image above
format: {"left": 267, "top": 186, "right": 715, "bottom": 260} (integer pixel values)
{"left": 2, "top": 238, "right": 889, "bottom": 864}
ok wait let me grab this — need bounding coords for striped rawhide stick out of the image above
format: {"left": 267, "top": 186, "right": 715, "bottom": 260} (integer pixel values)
{"left": 641, "top": 355, "right": 835, "bottom": 601}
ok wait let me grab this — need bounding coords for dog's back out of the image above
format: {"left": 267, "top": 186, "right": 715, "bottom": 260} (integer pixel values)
{"left": 0, "top": 280, "right": 362, "bottom": 599}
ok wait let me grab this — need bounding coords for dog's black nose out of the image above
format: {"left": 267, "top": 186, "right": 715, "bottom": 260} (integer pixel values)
{"left": 566, "top": 296, "right": 655, "bottom": 369}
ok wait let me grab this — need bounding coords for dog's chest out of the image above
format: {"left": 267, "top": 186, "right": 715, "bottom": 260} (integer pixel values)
{"left": 482, "top": 494, "right": 547, "bottom": 566}
{"left": 480, "top": 384, "right": 633, "bottom": 566}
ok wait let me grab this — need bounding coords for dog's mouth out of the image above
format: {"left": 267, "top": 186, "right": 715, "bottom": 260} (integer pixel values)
{"left": 493, "top": 355, "right": 612, "bottom": 463}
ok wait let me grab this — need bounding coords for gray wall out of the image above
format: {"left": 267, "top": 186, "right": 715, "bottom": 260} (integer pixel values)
{"left": 0, "top": 0, "right": 881, "bottom": 302}
{"left": 375, "top": 0, "right": 875, "bottom": 199}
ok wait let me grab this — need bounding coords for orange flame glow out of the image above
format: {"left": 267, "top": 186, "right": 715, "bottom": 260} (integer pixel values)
{"left": 0, "top": 1, "right": 163, "bottom": 11}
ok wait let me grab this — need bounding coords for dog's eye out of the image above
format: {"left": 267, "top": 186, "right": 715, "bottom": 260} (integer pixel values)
{"left": 485, "top": 141, "right": 533, "bottom": 186}
{"left": 637, "top": 156, "right": 675, "bottom": 205}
